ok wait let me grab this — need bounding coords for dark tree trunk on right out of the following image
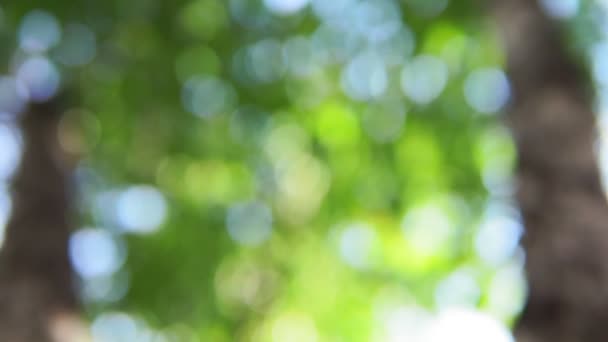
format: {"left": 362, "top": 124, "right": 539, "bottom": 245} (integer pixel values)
{"left": 494, "top": 1, "right": 608, "bottom": 341}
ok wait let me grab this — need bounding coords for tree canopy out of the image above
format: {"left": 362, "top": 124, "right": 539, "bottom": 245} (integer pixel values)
{"left": 0, "top": 0, "right": 607, "bottom": 341}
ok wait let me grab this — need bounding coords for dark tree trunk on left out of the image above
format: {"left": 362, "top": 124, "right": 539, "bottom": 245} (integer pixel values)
{"left": 0, "top": 97, "right": 81, "bottom": 341}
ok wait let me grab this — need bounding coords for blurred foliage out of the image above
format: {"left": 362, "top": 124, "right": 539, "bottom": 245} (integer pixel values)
{"left": 0, "top": 0, "right": 605, "bottom": 341}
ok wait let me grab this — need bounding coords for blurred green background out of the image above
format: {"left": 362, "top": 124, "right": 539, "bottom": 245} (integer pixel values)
{"left": 0, "top": 0, "right": 607, "bottom": 341}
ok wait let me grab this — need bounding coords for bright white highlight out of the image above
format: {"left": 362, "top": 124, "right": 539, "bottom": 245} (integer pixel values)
{"left": 464, "top": 68, "right": 510, "bottom": 114}
{"left": 264, "top": 0, "right": 309, "bottom": 15}
{"left": 539, "top": 0, "right": 579, "bottom": 19}
{"left": 338, "top": 223, "right": 376, "bottom": 269}
{"left": 475, "top": 203, "right": 523, "bottom": 266}
{"left": 401, "top": 204, "right": 453, "bottom": 257}
{"left": 592, "top": 42, "right": 608, "bottom": 87}
{"left": 17, "top": 57, "right": 61, "bottom": 102}
{"left": 435, "top": 268, "right": 481, "bottom": 309}
{"left": 487, "top": 261, "right": 527, "bottom": 320}
{"left": 385, "top": 306, "right": 433, "bottom": 342}
{"left": 91, "top": 312, "right": 168, "bottom": 342}
{"left": 182, "top": 76, "right": 237, "bottom": 118}
{"left": 283, "top": 36, "right": 318, "bottom": 77}
{"left": 0, "top": 77, "right": 27, "bottom": 114}
{"left": 310, "top": 0, "right": 354, "bottom": 21}
{"left": 246, "top": 39, "right": 286, "bottom": 83}
{"left": 69, "top": 228, "right": 125, "bottom": 279}
{"left": 272, "top": 312, "right": 319, "bottom": 342}
{"left": 352, "top": 0, "right": 402, "bottom": 43}
{"left": 0, "top": 123, "right": 21, "bottom": 181}
{"left": 117, "top": 186, "right": 168, "bottom": 234}
{"left": 226, "top": 201, "right": 273, "bottom": 246}
{"left": 18, "top": 10, "right": 61, "bottom": 52}
{"left": 341, "top": 52, "right": 388, "bottom": 101}
{"left": 401, "top": 55, "right": 448, "bottom": 105}
{"left": 384, "top": 307, "right": 514, "bottom": 342}
{"left": 425, "top": 308, "right": 514, "bottom": 342}
{"left": 92, "top": 312, "right": 138, "bottom": 342}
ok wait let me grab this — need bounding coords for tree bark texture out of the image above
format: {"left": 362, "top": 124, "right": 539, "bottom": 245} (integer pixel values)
{"left": 494, "top": 1, "right": 608, "bottom": 341}
{"left": 0, "top": 97, "right": 80, "bottom": 341}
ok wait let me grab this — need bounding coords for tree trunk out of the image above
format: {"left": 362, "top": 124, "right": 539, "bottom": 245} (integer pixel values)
{"left": 0, "top": 97, "right": 81, "bottom": 341}
{"left": 494, "top": 1, "right": 608, "bottom": 341}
